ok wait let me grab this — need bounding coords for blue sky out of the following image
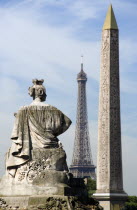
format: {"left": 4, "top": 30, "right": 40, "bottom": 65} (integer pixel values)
{"left": 0, "top": 0, "right": 137, "bottom": 196}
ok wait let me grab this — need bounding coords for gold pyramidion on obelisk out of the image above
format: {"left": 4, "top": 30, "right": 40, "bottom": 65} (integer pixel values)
{"left": 103, "top": 4, "right": 118, "bottom": 30}
{"left": 93, "top": 5, "right": 128, "bottom": 210}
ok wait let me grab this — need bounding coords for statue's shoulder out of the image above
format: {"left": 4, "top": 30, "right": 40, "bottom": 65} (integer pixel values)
{"left": 29, "top": 103, "right": 59, "bottom": 110}
{"left": 45, "top": 104, "right": 59, "bottom": 111}
{"left": 40, "top": 105, "right": 62, "bottom": 113}
{"left": 18, "top": 105, "right": 29, "bottom": 111}
{"left": 15, "top": 106, "right": 26, "bottom": 113}
{"left": 20, "top": 105, "right": 28, "bottom": 109}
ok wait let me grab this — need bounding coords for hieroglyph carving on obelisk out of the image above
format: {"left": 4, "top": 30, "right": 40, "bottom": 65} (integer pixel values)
{"left": 94, "top": 5, "right": 127, "bottom": 210}
{"left": 97, "top": 5, "right": 123, "bottom": 192}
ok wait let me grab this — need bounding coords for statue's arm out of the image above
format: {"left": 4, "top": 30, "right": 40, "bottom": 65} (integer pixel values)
{"left": 11, "top": 112, "right": 19, "bottom": 140}
{"left": 56, "top": 113, "right": 72, "bottom": 136}
{"left": 11, "top": 111, "right": 22, "bottom": 145}
{"left": 63, "top": 114, "right": 72, "bottom": 131}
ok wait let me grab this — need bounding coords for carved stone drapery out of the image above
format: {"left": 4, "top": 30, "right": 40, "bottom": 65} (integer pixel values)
{"left": 0, "top": 79, "right": 73, "bottom": 197}
{"left": 6, "top": 105, "right": 71, "bottom": 177}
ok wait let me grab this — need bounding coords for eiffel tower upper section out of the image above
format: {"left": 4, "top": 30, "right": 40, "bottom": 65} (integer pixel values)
{"left": 69, "top": 59, "right": 96, "bottom": 179}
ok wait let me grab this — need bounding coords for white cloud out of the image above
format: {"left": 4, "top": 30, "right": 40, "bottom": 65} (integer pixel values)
{"left": 0, "top": 5, "right": 100, "bottom": 84}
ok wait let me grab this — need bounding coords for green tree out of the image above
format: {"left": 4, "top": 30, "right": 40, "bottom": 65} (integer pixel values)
{"left": 123, "top": 196, "right": 137, "bottom": 210}
{"left": 86, "top": 178, "right": 96, "bottom": 197}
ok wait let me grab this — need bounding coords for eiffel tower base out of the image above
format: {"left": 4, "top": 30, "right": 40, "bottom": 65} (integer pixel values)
{"left": 69, "top": 165, "right": 96, "bottom": 180}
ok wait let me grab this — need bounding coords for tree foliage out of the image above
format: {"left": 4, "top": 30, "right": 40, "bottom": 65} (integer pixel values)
{"left": 123, "top": 196, "right": 137, "bottom": 210}
{"left": 86, "top": 178, "right": 96, "bottom": 197}
{"left": 85, "top": 179, "right": 137, "bottom": 210}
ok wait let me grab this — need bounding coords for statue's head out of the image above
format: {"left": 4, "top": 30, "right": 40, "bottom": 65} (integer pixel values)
{"left": 28, "top": 79, "right": 47, "bottom": 102}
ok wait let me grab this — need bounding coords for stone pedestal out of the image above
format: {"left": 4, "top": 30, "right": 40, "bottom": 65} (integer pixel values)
{"left": 0, "top": 148, "right": 88, "bottom": 198}
{"left": 0, "top": 148, "right": 97, "bottom": 209}
{"left": 94, "top": 193, "right": 127, "bottom": 210}
{"left": 0, "top": 148, "right": 74, "bottom": 196}
{"left": 0, "top": 195, "right": 102, "bottom": 210}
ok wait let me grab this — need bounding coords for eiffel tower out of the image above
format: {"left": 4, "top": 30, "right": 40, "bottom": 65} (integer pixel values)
{"left": 69, "top": 58, "right": 96, "bottom": 179}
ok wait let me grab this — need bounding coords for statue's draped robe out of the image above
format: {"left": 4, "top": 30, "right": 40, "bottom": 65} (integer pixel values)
{"left": 6, "top": 105, "right": 71, "bottom": 176}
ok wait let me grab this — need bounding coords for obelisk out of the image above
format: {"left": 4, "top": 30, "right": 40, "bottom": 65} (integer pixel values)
{"left": 93, "top": 5, "right": 128, "bottom": 210}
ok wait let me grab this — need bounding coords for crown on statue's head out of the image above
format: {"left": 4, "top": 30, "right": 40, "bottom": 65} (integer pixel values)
{"left": 28, "top": 79, "right": 46, "bottom": 102}
{"left": 32, "top": 79, "right": 44, "bottom": 85}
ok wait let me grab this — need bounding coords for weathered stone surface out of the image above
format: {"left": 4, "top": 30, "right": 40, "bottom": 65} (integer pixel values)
{"left": 0, "top": 79, "right": 101, "bottom": 209}
{"left": 0, "top": 79, "right": 73, "bottom": 197}
{"left": 6, "top": 105, "right": 71, "bottom": 177}
{"left": 0, "top": 148, "right": 70, "bottom": 196}
{"left": 93, "top": 5, "right": 127, "bottom": 210}
{"left": 5, "top": 79, "right": 71, "bottom": 178}
{"left": 0, "top": 196, "right": 103, "bottom": 210}
{"left": 96, "top": 28, "right": 123, "bottom": 193}
{"left": 0, "top": 198, "right": 8, "bottom": 209}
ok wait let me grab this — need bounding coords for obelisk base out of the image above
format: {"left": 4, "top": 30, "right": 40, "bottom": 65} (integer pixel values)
{"left": 93, "top": 192, "right": 128, "bottom": 210}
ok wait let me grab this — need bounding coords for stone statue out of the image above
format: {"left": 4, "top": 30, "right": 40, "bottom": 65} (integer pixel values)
{"left": 0, "top": 79, "right": 102, "bottom": 210}
{"left": 1, "top": 79, "right": 72, "bottom": 196}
